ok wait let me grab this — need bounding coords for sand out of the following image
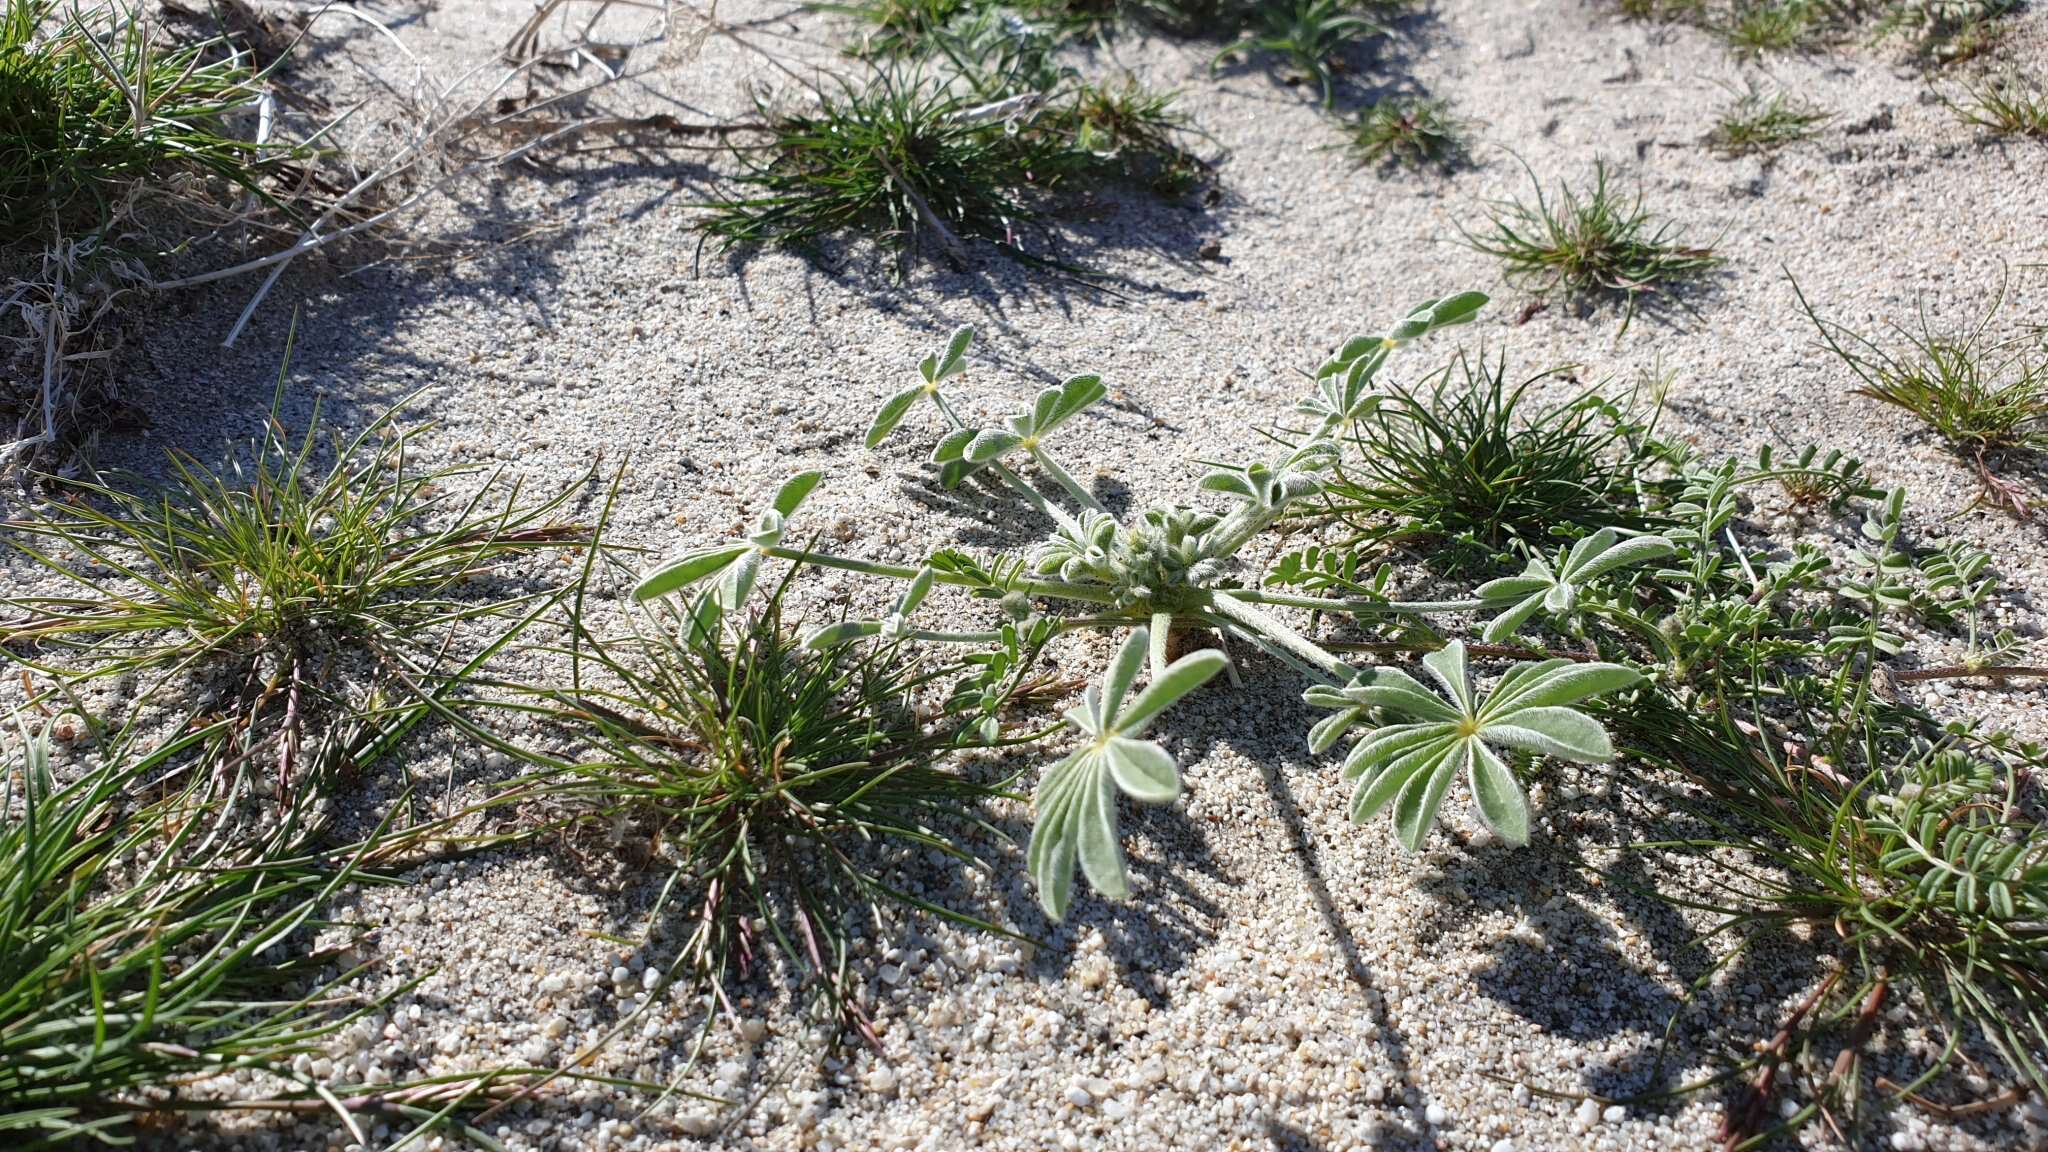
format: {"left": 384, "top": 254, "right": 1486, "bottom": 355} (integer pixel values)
{"left": 7, "top": 1, "right": 2048, "bottom": 1149}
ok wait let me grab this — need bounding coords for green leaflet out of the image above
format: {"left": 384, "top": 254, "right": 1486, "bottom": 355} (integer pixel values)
{"left": 1029, "top": 627, "right": 1228, "bottom": 919}
{"left": 1306, "top": 640, "right": 1640, "bottom": 850}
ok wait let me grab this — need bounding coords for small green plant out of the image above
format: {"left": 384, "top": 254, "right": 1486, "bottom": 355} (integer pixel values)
{"left": 1722, "top": 0, "right": 1820, "bottom": 54}
{"left": 633, "top": 291, "right": 1692, "bottom": 919}
{"left": 1795, "top": 275, "right": 2046, "bottom": 514}
{"left": 1755, "top": 442, "right": 1876, "bottom": 509}
{"left": 3, "top": 397, "right": 586, "bottom": 795}
{"left": 1310, "top": 353, "right": 1665, "bottom": 551}
{"left": 1626, "top": 705, "right": 2048, "bottom": 1147}
{"left": 0, "top": 0, "right": 295, "bottom": 236}
{"left": 1708, "top": 84, "right": 1832, "bottom": 154}
{"left": 521, "top": 550, "right": 1039, "bottom": 1038}
{"left": 1459, "top": 160, "right": 1721, "bottom": 330}
{"left": 0, "top": 722, "right": 353, "bottom": 1147}
{"left": 1059, "top": 73, "right": 1210, "bottom": 194}
{"left": 705, "top": 36, "right": 1206, "bottom": 271}
{"left": 1945, "top": 71, "right": 2048, "bottom": 137}
{"left": 1343, "top": 96, "right": 1468, "bottom": 171}
{"left": 827, "top": 0, "right": 971, "bottom": 57}
{"left": 1212, "top": 0, "right": 1387, "bottom": 108}
{"left": 1304, "top": 641, "right": 1640, "bottom": 848}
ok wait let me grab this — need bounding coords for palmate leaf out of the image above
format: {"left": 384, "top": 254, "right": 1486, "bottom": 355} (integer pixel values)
{"left": 1475, "top": 528, "right": 1675, "bottom": 642}
{"left": 633, "top": 471, "right": 824, "bottom": 603}
{"left": 1029, "top": 627, "right": 1229, "bottom": 919}
{"left": 1305, "top": 640, "right": 1640, "bottom": 850}
{"left": 1301, "top": 291, "right": 1491, "bottom": 431}
{"left": 963, "top": 374, "right": 1107, "bottom": 465}
{"left": 868, "top": 325, "right": 973, "bottom": 448}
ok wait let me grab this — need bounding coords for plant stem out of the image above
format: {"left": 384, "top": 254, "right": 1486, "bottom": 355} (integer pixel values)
{"left": 1323, "top": 639, "right": 1587, "bottom": 663}
{"left": 1029, "top": 444, "right": 1109, "bottom": 516}
{"left": 758, "top": 545, "right": 1118, "bottom": 604}
{"left": 1892, "top": 664, "right": 2048, "bottom": 683}
{"left": 930, "top": 392, "right": 1084, "bottom": 536}
{"left": 1228, "top": 587, "right": 1493, "bottom": 617}
{"left": 1206, "top": 591, "right": 1356, "bottom": 683}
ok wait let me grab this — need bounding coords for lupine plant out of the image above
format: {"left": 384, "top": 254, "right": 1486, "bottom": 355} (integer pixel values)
{"left": 631, "top": 291, "right": 1663, "bottom": 918}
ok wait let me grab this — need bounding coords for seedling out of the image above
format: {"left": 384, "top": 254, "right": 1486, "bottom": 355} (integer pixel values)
{"left": 1460, "top": 161, "right": 1721, "bottom": 330}
{"left": 1343, "top": 97, "right": 1468, "bottom": 171}
{"left": 1708, "top": 84, "right": 1832, "bottom": 155}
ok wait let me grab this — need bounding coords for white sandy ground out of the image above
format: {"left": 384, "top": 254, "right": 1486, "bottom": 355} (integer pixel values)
{"left": 7, "top": 1, "right": 2048, "bottom": 1150}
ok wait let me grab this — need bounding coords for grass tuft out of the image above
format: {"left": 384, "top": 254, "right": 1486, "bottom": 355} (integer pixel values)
{"left": 513, "top": 565, "right": 1019, "bottom": 1042}
{"left": 1459, "top": 160, "right": 1721, "bottom": 329}
{"left": 1945, "top": 71, "right": 2048, "bottom": 137}
{"left": 0, "top": 0, "right": 294, "bottom": 236}
{"left": 705, "top": 22, "right": 1206, "bottom": 273}
{"left": 0, "top": 722, "right": 364, "bottom": 1148}
{"left": 1312, "top": 352, "right": 1663, "bottom": 552}
{"left": 704, "top": 68, "right": 1063, "bottom": 268}
{"left": 3, "top": 395, "right": 586, "bottom": 796}
{"left": 1342, "top": 96, "right": 1467, "bottom": 172}
{"left": 1796, "top": 275, "right": 2046, "bottom": 515}
{"left": 1707, "top": 84, "right": 1832, "bottom": 155}
{"left": 1722, "top": 0, "right": 1818, "bottom": 54}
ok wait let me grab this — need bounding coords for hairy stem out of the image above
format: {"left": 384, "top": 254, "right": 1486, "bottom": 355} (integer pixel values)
{"left": 1228, "top": 587, "right": 1494, "bottom": 617}
{"left": 757, "top": 545, "right": 1117, "bottom": 604}
{"left": 1206, "top": 591, "right": 1356, "bottom": 683}
{"left": 1028, "top": 444, "right": 1109, "bottom": 516}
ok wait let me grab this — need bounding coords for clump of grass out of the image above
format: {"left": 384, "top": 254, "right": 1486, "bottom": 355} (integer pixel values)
{"left": 1621, "top": 1, "right": 2022, "bottom": 61}
{"left": 1795, "top": 276, "right": 2047, "bottom": 514}
{"left": 1707, "top": 84, "right": 1832, "bottom": 155}
{"left": 1945, "top": 71, "right": 2048, "bottom": 137}
{"left": 1343, "top": 96, "right": 1468, "bottom": 172}
{"left": 1059, "top": 73, "right": 1211, "bottom": 195}
{"left": 0, "top": 722, "right": 362, "bottom": 1148}
{"left": 1212, "top": 0, "right": 1389, "bottom": 108}
{"left": 705, "top": 69, "right": 1068, "bottom": 268}
{"left": 1614, "top": 0, "right": 1708, "bottom": 18}
{"left": 1722, "top": 0, "right": 1821, "bottom": 54}
{"left": 1459, "top": 160, "right": 1722, "bottom": 329}
{"left": 3, "top": 395, "right": 585, "bottom": 796}
{"left": 517, "top": 564, "right": 1022, "bottom": 1042}
{"left": 1312, "top": 352, "right": 1663, "bottom": 552}
{"left": 827, "top": 0, "right": 971, "bottom": 57}
{"left": 0, "top": 0, "right": 292, "bottom": 236}
{"left": 706, "top": 38, "right": 1207, "bottom": 272}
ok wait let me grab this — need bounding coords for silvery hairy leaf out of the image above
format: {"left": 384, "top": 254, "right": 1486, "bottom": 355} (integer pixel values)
{"left": 1029, "top": 627, "right": 1230, "bottom": 919}
{"left": 1304, "top": 641, "right": 1640, "bottom": 851}
{"left": 1474, "top": 528, "right": 1675, "bottom": 642}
